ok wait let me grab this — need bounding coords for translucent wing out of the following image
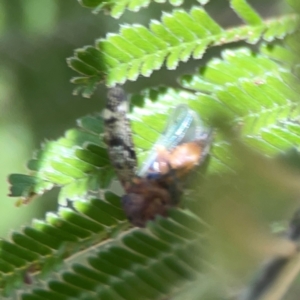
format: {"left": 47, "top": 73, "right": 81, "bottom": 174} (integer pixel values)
{"left": 138, "top": 104, "right": 211, "bottom": 177}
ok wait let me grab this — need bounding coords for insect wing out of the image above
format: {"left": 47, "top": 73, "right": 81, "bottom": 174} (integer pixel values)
{"left": 138, "top": 104, "right": 210, "bottom": 177}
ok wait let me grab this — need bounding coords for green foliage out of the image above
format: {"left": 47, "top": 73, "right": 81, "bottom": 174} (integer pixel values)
{"left": 2, "top": 205, "right": 207, "bottom": 299}
{"left": 69, "top": 4, "right": 298, "bottom": 97}
{"left": 9, "top": 43, "right": 300, "bottom": 204}
{"left": 8, "top": 115, "right": 115, "bottom": 206}
{"left": 78, "top": 0, "right": 210, "bottom": 18}
{"left": 3, "top": 0, "right": 300, "bottom": 299}
{"left": 0, "top": 191, "right": 130, "bottom": 297}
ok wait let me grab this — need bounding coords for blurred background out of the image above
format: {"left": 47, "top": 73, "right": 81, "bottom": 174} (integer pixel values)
{"left": 0, "top": 0, "right": 286, "bottom": 237}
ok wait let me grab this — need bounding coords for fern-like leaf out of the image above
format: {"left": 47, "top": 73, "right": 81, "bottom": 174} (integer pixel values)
{"left": 78, "top": 0, "right": 209, "bottom": 18}
{"left": 10, "top": 40, "right": 300, "bottom": 203}
{"left": 128, "top": 44, "right": 300, "bottom": 173}
{"left": 0, "top": 191, "right": 130, "bottom": 296}
{"left": 4, "top": 0, "right": 300, "bottom": 298}
{"left": 4, "top": 153, "right": 300, "bottom": 298}
{"left": 180, "top": 42, "right": 300, "bottom": 171}
{"left": 8, "top": 115, "right": 115, "bottom": 206}
{"left": 69, "top": 4, "right": 298, "bottom": 97}
{"left": 7, "top": 35, "right": 300, "bottom": 299}
{"left": 0, "top": 199, "right": 207, "bottom": 298}
{"left": 5, "top": 162, "right": 299, "bottom": 298}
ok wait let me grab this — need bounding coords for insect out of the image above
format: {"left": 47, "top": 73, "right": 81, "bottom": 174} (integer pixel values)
{"left": 138, "top": 103, "right": 212, "bottom": 179}
{"left": 104, "top": 86, "right": 212, "bottom": 227}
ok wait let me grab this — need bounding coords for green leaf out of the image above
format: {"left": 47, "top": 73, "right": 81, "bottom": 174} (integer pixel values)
{"left": 129, "top": 44, "right": 300, "bottom": 174}
{"left": 69, "top": 6, "right": 299, "bottom": 96}
{"left": 230, "top": 0, "right": 262, "bottom": 25}
{"left": 78, "top": 0, "right": 205, "bottom": 18}
{"left": 11, "top": 41, "right": 300, "bottom": 201}
{"left": 6, "top": 22, "right": 300, "bottom": 299}
{"left": 8, "top": 115, "right": 114, "bottom": 205}
{"left": 0, "top": 196, "right": 208, "bottom": 298}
